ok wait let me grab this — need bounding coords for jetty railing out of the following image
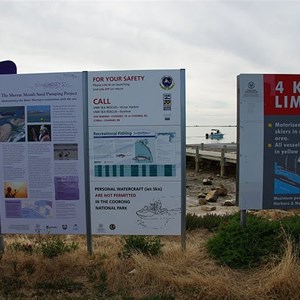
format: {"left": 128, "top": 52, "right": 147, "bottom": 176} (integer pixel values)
{"left": 186, "top": 143, "right": 237, "bottom": 176}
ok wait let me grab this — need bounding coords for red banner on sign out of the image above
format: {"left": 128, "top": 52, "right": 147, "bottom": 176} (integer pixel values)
{"left": 264, "top": 74, "right": 300, "bottom": 115}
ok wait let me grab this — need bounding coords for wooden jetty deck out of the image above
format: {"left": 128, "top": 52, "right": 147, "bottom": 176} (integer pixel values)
{"left": 186, "top": 143, "right": 237, "bottom": 176}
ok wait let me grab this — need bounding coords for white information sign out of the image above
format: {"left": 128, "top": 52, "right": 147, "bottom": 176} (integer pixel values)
{"left": 88, "top": 70, "right": 185, "bottom": 235}
{"left": 0, "top": 72, "right": 86, "bottom": 234}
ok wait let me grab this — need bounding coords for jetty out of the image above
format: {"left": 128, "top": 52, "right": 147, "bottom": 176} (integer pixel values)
{"left": 186, "top": 143, "right": 237, "bottom": 176}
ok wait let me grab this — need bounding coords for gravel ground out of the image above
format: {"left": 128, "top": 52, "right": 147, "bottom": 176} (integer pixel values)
{"left": 186, "top": 163, "right": 239, "bottom": 216}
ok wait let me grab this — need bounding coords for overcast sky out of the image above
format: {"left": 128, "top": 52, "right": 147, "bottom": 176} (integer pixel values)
{"left": 1, "top": 0, "right": 300, "bottom": 127}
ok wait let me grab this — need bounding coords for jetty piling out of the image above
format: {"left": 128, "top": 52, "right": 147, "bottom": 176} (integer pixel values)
{"left": 186, "top": 144, "right": 236, "bottom": 176}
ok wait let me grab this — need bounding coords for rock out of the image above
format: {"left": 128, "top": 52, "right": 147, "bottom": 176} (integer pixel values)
{"left": 203, "top": 179, "right": 212, "bottom": 185}
{"left": 198, "top": 198, "right": 207, "bottom": 205}
{"left": 205, "top": 190, "right": 219, "bottom": 202}
{"left": 201, "top": 205, "right": 216, "bottom": 211}
{"left": 215, "top": 184, "right": 228, "bottom": 196}
{"left": 222, "top": 200, "right": 236, "bottom": 206}
{"left": 197, "top": 193, "right": 206, "bottom": 199}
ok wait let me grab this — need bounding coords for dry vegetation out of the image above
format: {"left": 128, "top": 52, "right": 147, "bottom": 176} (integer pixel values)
{"left": 0, "top": 230, "right": 300, "bottom": 299}
{"left": 1, "top": 164, "right": 299, "bottom": 299}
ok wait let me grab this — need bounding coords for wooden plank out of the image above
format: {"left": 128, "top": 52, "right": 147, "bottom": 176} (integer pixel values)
{"left": 186, "top": 146, "right": 237, "bottom": 164}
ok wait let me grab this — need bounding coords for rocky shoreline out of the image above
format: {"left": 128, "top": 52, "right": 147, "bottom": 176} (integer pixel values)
{"left": 186, "top": 165, "right": 239, "bottom": 216}
{"left": 186, "top": 163, "right": 300, "bottom": 220}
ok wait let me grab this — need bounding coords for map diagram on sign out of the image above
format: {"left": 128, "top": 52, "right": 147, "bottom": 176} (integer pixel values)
{"left": 92, "top": 130, "right": 178, "bottom": 178}
{"left": 132, "top": 139, "right": 153, "bottom": 163}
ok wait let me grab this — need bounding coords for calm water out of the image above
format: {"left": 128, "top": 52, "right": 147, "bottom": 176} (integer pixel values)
{"left": 186, "top": 126, "right": 236, "bottom": 145}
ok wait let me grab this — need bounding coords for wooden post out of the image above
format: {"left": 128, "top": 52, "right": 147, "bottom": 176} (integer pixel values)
{"left": 200, "top": 143, "right": 204, "bottom": 150}
{"left": 220, "top": 145, "right": 226, "bottom": 177}
{"left": 195, "top": 146, "right": 199, "bottom": 173}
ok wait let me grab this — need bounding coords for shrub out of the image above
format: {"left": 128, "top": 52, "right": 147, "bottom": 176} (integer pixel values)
{"left": 0, "top": 276, "right": 24, "bottom": 297}
{"left": 9, "top": 242, "right": 34, "bottom": 255}
{"left": 119, "top": 236, "right": 163, "bottom": 258}
{"left": 280, "top": 216, "right": 300, "bottom": 244}
{"left": 207, "top": 214, "right": 283, "bottom": 269}
{"left": 8, "top": 235, "right": 78, "bottom": 259}
{"left": 186, "top": 212, "right": 238, "bottom": 231}
{"left": 39, "top": 235, "right": 78, "bottom": 258}
{"left": 35, "top": 278, "right": 83, "bottom": 294}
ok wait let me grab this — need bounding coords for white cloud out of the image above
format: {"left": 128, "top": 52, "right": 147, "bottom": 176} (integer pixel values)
{"left": 1, "top": 0, "right": 300, "bottom": 129}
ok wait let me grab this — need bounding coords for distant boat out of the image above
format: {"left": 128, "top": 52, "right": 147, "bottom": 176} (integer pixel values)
{"left": 206, "top": 129, "right": 224, "bottom": 140}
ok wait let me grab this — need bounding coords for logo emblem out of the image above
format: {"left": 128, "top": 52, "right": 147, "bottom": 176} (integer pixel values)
{"left": 109, "top": 224, "right": 116, "bottom": 230}
{"left": 62, "top": 224, "right": 68, "bottom": 230}
{"left": 248, "top": 81, "right": 255, "bottom": 89}
{"left": 160, "top": 75, "right": 175, "bottom": 90}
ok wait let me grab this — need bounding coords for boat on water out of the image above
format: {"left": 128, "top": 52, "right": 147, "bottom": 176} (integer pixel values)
{"left": 206, "top": 129, "right": 224, "bottom": 140}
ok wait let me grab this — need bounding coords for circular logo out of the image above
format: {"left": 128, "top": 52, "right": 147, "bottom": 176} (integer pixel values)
{"left": 160, "top": 75, "right": 175, "bottom": 90}
{"left": 109, "top": 224, "right": 116, "bottom": 230}
{"left": 248, "top": 81, "right": 255, "bottom": 89}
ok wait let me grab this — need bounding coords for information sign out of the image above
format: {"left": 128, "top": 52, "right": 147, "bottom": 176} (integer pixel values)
{"left": 0, "top": 73, "right": 86, "bottom": 234}
{"left": 88, "top": 70, "right": 185, "bottom": 235}
{"left": 238, "top": 74, "right": 300, "bottom": 209}
{"left": 0, "top": 69, "right": 185, "bottom": 236}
